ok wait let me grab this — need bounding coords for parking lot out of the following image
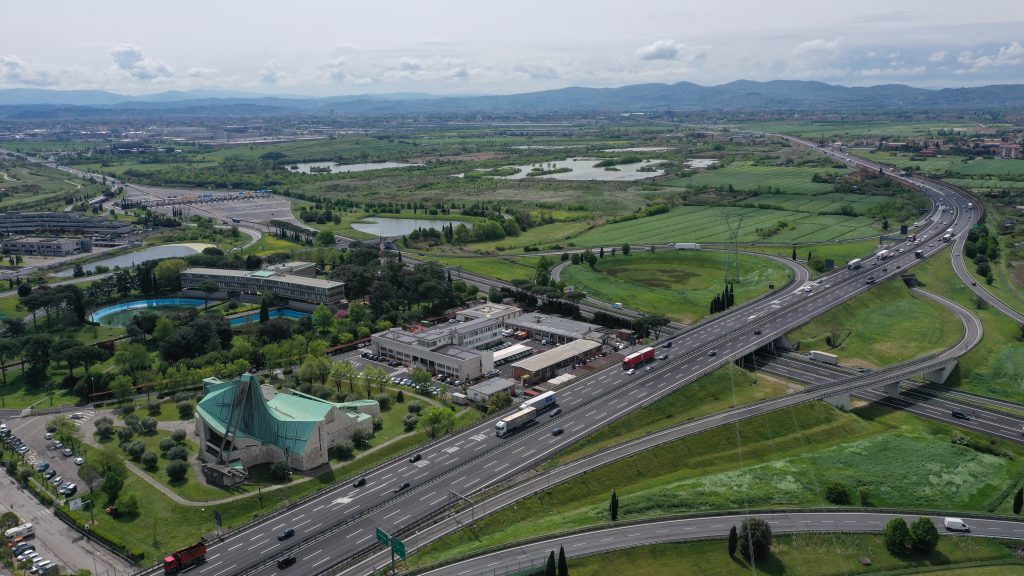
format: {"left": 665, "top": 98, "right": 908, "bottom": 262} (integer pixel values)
{"left": 2, "top": 413, "right": 133, "bottom": 576}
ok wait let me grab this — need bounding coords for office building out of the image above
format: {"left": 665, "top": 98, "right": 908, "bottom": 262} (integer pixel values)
{"left": 181, "top": 267, "right": 346, "bottom": 310}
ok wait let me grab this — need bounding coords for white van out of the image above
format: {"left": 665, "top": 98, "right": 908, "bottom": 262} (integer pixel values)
{"left": 5, "top": 522, "right": 34, "bottom": 539}
{"left": 943, "top": 517, "right": 969, "bottom": 532}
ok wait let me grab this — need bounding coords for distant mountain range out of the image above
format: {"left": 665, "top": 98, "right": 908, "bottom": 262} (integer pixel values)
{"left": 1, "top": 80, "right": 1023, "bottom": 117}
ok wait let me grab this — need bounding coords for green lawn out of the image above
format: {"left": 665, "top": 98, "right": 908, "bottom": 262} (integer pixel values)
{"left": 556, "top": 365, "right": 796, "bottom": 463}
{"left": 739, "top": 121, "right": 989, "bottom": 139}
{"left": 573, "top": 205, "right": 880, "bottom": 246}
{"left": 116, "top": 429, "right": 250, "bottom": 501}
{"left": 662, "top": 162, "right": 847, "bottom": 194}
{"left": 410, "top": 402, "right": 1024, "bottom": 568}
{"left": 788, "top": 277, "right": 964, "bottom": 368}
{"left": 467, "top": 221, "right": 593, "bottom": 253}
{"left": 560, "top": 250, "right": 792, "bottom": 323}
{"left": 912, "top": 247, "right": 1024, "bottom": 402}
{"left": 416, "top": 255, "right": 545, "bottom": 284}
{"left": 565, "top": 536, "right": 1020, "bottom": 576}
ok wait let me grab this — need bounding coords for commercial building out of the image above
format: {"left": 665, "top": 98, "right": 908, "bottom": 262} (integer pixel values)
{"left": 265, "top": 261, "right": 316, "bottom": 277}
{"left": 505, "top": 314, "right": 607, "bottom": 346}
{"left": 467, "top": 377, "right": 518, "bottom": 404}
{"left": 1, "top": 236, "right": 91, "bottom": 257}
{"left": 511, "top": 339, "right": 602, "bottom": 385}
{"left": 195, "top": 372, "right": 380, "bottom": 472}
{"left": 456, "top": 302, "right": 522, "bottom": 324}
{"left": 371, "top": 317, "right": 504, "bottom": 381}
{"left": 181, "top": 267, "right": 346, "bottom": 311}
{"left": 0, "top": 212, "right": 133, "bottom": 237}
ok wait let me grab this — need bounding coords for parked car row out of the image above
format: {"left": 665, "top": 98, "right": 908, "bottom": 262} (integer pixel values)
{"left": 15, "top": 545, "right": 55, "bottom": 574}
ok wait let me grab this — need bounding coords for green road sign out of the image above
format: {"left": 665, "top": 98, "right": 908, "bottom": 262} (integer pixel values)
{"left": 392, "top": 537, "right": 407, "bottom": 560}
{"left": 375, "top": 527, "right": 391, "bottom": 547}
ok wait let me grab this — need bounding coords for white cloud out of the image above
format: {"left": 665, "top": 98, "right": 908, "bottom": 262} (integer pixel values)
{"left": 955, "top": 41, "right": 1023, "bottom": 72}
{"left": 398, "top": 57, "right": 422, "bottom": 72}
{"left": 260, "top": 60, "right": 284, "bottom": 85}
{"left": 185, "top": 67, "right": 216, "bottom": 78}
{"left": 928, "top": 50, "right": 946, "bottom": 62}
{"left": 636, "top": 39, "right": 681, "bottom": 61}
{"left": 0, "top": 55, "right": 57, "bottom": 86}
{"left": 793, "top": 38, "right": 840, "bottom": 54}
{"left": 110, "top": 44, "right": 172, "bottom": 80}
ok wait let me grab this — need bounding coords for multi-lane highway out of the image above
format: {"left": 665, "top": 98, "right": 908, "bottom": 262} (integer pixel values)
{"left": 416, "top": 512, "right": 1023, "bottom": 576}
{"left": 140, "top": 135, "right": 988, "bottom": 576}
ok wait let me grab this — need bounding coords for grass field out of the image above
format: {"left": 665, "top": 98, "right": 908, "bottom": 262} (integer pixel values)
{"left": 410, "top": 403, "right": 1024, "bottom": 568}
{"left": 560, "top": 250, "right": 792, "bottom": 323}
{"left": 788, "top": 277, "right": 964, "bottom": 368}
{"left": 417, "top": 255, "right": 545, "bottom": 283}
{"left": 662, "top": 162, "right": 847, "bottom": 194}
{"left": 912, "top": 247, "right": 1024, "bottom": 403}
{"left": 565, "top": 536, "right": 1021, "bottom": 576}
{"left": 855, "top": 150, "right": 965, "bottom": 175}
{"left": 739, "top": 121, "right": 992, "bottom": 139}
{"left": 556, "top": 365, "right": 796, "bottom": 463}
{"left": 573, "top": 205, "right": 880, "bottom": 246}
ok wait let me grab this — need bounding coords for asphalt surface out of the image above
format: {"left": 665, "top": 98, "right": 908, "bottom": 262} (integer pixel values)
{"left": 126, "top": 140, "right": 983, "bottom": 576}
{"left": 418, "top": 512, "right": 1024, "bottom": 576}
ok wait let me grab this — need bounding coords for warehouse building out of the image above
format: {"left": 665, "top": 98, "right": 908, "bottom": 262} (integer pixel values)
{"left": 511, "top": 339, "right": 603, "bottom": 385}
{"left": 467, "top": 377, "right": 518, "bottom": 405}
{"left": 371, "top": 323, "right": 496, "bottom": 382}
{"left": 505, "top": 314, "right": 607, "bottom": 345}
{"left": 195, "top": 372, "right": 380, "bottom": 472}
{"left": 181, "top": 267, "right": 346, "bottom": 311}
{"left": 0, "top": 211, "right": 133, "bottom": 237}
{"left": 1, "top": 236, "right": 91, "bottom": 256}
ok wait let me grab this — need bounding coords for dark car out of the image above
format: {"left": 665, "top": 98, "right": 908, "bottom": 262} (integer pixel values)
{"left": 44, "top": 469, "right": 57, "bottom": 479}
{"left": 352, "top": 477, "right": 366, "bottom": 488}
{"left": 12, "top": 543, "right": 34, "bottom": 555}
{"left": 549, "top": 408, "right": 562, "bottom": 417}
{"left": 707, "top": 350, "right": 717, "bottom": 357}
{"left": 409, "top": 453, "right": 422, "bottom": 463}
{"left": 753, "top": 329, "right": 762, "bottom": 335}
{"left": 278, "top": 528, "right": 295, "bottom": 541}
{"left": 551, "top": 428, "right": 564, "bottom": 436}
{"left": 952, "top": 410, "right": 970, "bottom": 420}
{"left": 394, "top": 482, "right": 410, "bottom": 493}
{"left": 277, "top": 555, "right": 297, "bottom": 570}
{"left": 36, "top": 462, "right": 48, "bottom": 472}
{"left": 662, "top": 342, "right": 673, "bottom": 348}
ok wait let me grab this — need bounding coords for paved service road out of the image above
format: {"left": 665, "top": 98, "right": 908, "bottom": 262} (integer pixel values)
{"left": 418, "top": 512, "right": 1024, "bottom": 576}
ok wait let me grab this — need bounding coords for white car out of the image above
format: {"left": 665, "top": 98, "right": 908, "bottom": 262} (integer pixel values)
{"left": 625, "top": 368, "right": 635, "bottom": 375}
{"left": 73, "top": 457, "right": 84, "bottom": 465}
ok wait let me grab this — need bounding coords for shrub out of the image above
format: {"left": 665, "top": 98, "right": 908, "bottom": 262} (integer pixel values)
{"left": 824, "top": 481, "right": 851, "bottom": 504}
{"left": 147, "top": 401, "right": 162, "bottom": 416}
{"left": 119, "top": 495, "right": 139, "bottom": 516}
{"left": 407, "top": 401, "right": 422, "bottom": 414}
{"left": 883, "top": 517, "right": 910, "bottom": 554}
{"left": 116, "top": 428, "right": 134, "bottom": 443}
{"left": 738, "top": 517, "right": 772, "bottom": 562}
{"left": 171, "top": 429, "right": 187, "bottom": 443}
{"left": 177, "top": 401, "right": 194, "bottom": 420}
{"left": 141, "top": 451, "right": 159, "bottom": 470}
{"left": 141, "top": 417, "right": 158, "bottom": 434}
{"left": 910, "top": 517, "right": 939, "bottom": 553}
{"left": 95, "top": 422, "right": 115, "bottom": 441}
{"left": 159, "top": 438, "right": 176, "bottom": 452}
{"left": 403, "top": 414, "right": 419, "bottom": 432}
{"left": 332, "top": 440, "right": 354, "bottom": 459}
{"left": 166, "top": 460, "right": 189, "bottom": 482}
{"left": 396, "top": 390, "right": 405, "bottom": 404}
{"left": 126, "top": 441, "right": 146, "bottom": 461}
{"left": 166, "top": 445, "right": 188, "bottom": 461}
{"left": 352, "top": 429, "right": 371, "bottom": 448}
{"left": 372, "top": 417, "right": 384, "bottom": 431}
{"left": 374, "top": 394, "right": 391, "bottom": 411}
{"left": 270, "top": 461, "right": 291, "bottom": 482}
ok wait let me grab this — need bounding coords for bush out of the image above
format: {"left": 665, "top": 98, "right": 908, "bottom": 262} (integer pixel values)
{"left": 141, "top": 451, "right": 159, "bottom": 470}
{"left": 332, "top": 440, "right": 355, "bottom": 459}
{"left": 738, "top": 517, "right": 772, "bottom": 562}
{"left": 159, "top": 438, "right": 176, "bottom": 452}
{"left": 824, "top": 481, "right": 851, "bottom": 504}
{"left": 883, "top": 517, "right": 910, "bottom": 554}
{"left": 374, "top": 394, "right": 391, "bottom": 411}
{"left": 403, "top": 414, "right": 419, "bottom": 432}
{"left": 177, "top": 401, "right": 194, "bottom": 420}
{"left": 126, "top": 441, "right": 146, "bottom": 461}
{"left": 396, "top": 390, "right": 405, "bottom": 404}
{"left": 141, "top": 417, "right": 158, "bottom": 434}
{"left": 976, "top": 261, "right": 991, "bottom": 277}
{"left": 166, "top": 460, "right": 189, "bottom": 482}
{"left": 119, "top": 495, "right": 139, "bottom": 516}
{"left": 123, "top": 414, "right": 141, "bottom": 432}
{"left": 372, "top": 417, "right": 384, "bottom": 431}
{"left": 166, "top": 445, "right": 188, "bottom": 461}
{"left": 407, "top": 401, "right": 422, "bottom": 414}
{"left": 352, "top": 429, "right": 371, "bottom": 448}
{"left": 95, "top": 422, "right": 115, "bottom": 441}
{"left": 910, "top": 517, "right": 939, "bottom": 553}
{"left": 116, "top": 428, "right": 134, "bottom": 443}
{"left": 171, "top": 429, "right": 187, "bottom": 443}
{"left": 270, "top": 461, "right": 291, "bottom": 482}
{"left": 147, "top": 401, "right": 162, "bottom": 416}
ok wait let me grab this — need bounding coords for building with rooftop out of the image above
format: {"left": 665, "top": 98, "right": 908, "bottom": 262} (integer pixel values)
{"left": 467, "top": 377, "right": 518, "bottom": 404}
{"left": 371, "top": 318, "right": 502, "bottom": 381}
{"left": 0, "top": 212, "right": 133, "bottom": 237}
{"left": 511, "top": 339, "right": 602, "bottom": 385}
{"left": 505, "top": 314, "right": 607, "bottom": 345}
{"left": 181, "top": 267, "right": 346, "bottom": 311}
{"left": 265, "top": 261, "right": 316, "bottom": 277}
{"left": 1, "top": 236, "right": 91, "bottom": 257}
{"left": 195, "top": 372, "right": 379, "bottom": 472}
{"left": 456, "top": 302, "right": 522, "bottom": 324}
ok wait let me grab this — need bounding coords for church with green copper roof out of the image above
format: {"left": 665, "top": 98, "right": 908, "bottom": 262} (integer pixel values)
{"left": 195, "top": 372, "right": 380, "bottom": 471}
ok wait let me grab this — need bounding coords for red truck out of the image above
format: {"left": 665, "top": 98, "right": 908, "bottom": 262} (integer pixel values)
{"left": 622, "top": 347, "right": 655, "bottom": 369}
{"left": 164, "top": 541, "right": 207, "bottom": 574}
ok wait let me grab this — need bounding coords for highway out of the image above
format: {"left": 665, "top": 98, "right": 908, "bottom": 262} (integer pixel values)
{"left": 132, "top": 134, "right": 986, "bottom": 576}
{"left": 416, "top": 512, "right": 1024, "bottom": 576}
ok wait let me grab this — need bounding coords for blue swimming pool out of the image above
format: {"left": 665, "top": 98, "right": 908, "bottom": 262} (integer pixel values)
{"left": 90, "top": 298, "right": 206, "bottom": 326}
{"left": 229, "top": 308, "right": 310, "bottom": 326}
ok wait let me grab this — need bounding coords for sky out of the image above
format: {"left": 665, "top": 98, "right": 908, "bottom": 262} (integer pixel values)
{"left": 2, "top": 0, "right": 1023, "bottom": 96}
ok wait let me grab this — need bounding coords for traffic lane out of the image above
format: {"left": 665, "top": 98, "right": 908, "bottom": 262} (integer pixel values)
{"left": 861, "top": 391, "right": 1024, "bottom": 444}
{"left": 418, "top": 513, "right": 1024, "bottom": 576}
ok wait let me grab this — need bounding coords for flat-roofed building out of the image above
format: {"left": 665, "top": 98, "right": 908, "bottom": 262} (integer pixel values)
{"left": 506, "top": 314, "right": 607, "bottom": 346}
{"left": 0, "top": 212, "right": 133, "bottom": 237}
{"left": 1, "top": 236, "right": 91, "bottom": 256}
{"left": 511, "top": 339, "right": 602, "bottom": 385}
{"left": 456, "top": 302, "right": 522, "bottom": 324}
{"left": 467, "top": 377, "right": 518, "bottom": 404}
{"left": 265, "top": 261, "right": 316, "bottom": 277}
{"left": 181, "top": 267, "right": 346, "bottom": 311}
{"left": 371, "top": 324, "right": 497, "bottom": 382}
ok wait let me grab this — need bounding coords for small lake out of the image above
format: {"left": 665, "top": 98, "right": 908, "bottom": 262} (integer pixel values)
{"left": 286, "top": 161, "right": 423, "bottom": 174}
{"left": 498, "top": 158, "right": 667, "bottom": 181}
{"left": 351, "top": 218, "right": 468, "bottom": 237}
{"left": 55, "top": 243, "right": 214, "bottom": 277}
{"left": 685, "top": 159, "right": 720, "bottom": 168}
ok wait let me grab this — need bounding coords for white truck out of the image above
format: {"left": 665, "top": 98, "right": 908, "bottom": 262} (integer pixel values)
{"left": 4, "top": 523, "right": 34, "bottom": 539}
{"left": 522, "top": 391, "right": 557, "bottom": 412}
{"left": 847, "top": 258, "right": 862, "bottom": 270}
{"left": 673, "top": 243, "right": 701, "bottom": 250}
{"left": 495, "top": 406, "right": 537, "bottom": 437}
{"left": 809, "top": 350, "right": 839, "bottom": 365}
{"left": 943, "top": 517, "right": 969, "bottom": 532}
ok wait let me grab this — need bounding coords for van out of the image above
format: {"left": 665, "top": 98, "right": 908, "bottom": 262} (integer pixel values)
{"left": 612, "top": 303, "right": 622, "bottom": 309}
{"left": 943, "top": 517, "right": 969, "bottom": 532}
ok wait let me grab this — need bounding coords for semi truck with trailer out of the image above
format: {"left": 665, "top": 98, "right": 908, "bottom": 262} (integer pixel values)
{"left": 847, "top": 258, "right": 862, "bottom": 270}
{"left": 522, "top": 391, "right": 557, "bottom": 412}
{"left": 673, "top": 243, "right": 702, "bottom": 250}
{"left": 622, "top": 347, "right": 656, "bottom": 369}
{"left": 809, "top": 350, "right": 839, "bottom": 365}
{"left": 495, "top": 407, "right": 537, "bottom": 437}
{"left": 164, "top": 541, "right": 207, "bottom": 574}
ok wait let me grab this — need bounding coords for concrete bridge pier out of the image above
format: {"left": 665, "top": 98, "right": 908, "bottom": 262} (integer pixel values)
{"left": 823, "top": 393, "right": 850, "bottom": 411}
{"left": 922, "top": 360, "right": 957, "bottom": 385}
{"left": 881, "top": 381, "right": 900, "bottom": 397}
{"left": 772, "top": 336, "right": 796, "bottom": 352}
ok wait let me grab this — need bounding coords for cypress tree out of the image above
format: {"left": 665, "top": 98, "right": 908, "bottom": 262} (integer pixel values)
{"left": 1014, "top": 487, "right": 1023, "bottom": 515}
{"left": 728, "top": 525, "right": 738, "bottom": 557}
{"left": 545, "top": 551, "right": 556, "bottom": 576}
{"left": 792, "top": 246, "right": 796, "bottom": 260}
{"left": 557, "top": 545, "right": 569, "bottom": 576}
{"left": 609, "top": 490, "right": 619, "bottom": 521}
